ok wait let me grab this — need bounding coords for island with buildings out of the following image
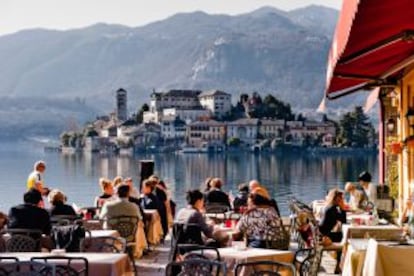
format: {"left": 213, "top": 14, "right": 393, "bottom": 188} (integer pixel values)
{"left": 59, "top": 88, "right": 376, "bottom": 155}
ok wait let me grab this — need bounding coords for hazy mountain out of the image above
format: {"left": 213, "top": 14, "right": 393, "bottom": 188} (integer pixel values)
{"left": 0, "top": 5, "right": 346, "bottom": 138}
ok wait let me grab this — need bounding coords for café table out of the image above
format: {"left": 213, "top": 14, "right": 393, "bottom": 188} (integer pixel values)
{"left": 143, "top": 210, "right": 163, "bottom": 245}
{"left": 362, "top": 238, "right": 414, "bottom": 276}
{"left": 341, "top": 224, "right": 402, "bottom": 244}
{"left": 341, "top": 239, "right": 368, "bottom": 276}
{"left": 0, "top": 252, "right": 131, "bottom": 276}
{"left": 204, "top": 245, "right": 294, "bottom": 276}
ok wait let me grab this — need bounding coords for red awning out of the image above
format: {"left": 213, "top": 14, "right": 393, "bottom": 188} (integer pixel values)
{"left": 326, "top": 0, "right": 414, "bottom": 99}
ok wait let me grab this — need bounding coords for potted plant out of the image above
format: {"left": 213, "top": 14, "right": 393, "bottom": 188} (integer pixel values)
{"left": 389, "top": 141, "right": 403, "bottom": 154}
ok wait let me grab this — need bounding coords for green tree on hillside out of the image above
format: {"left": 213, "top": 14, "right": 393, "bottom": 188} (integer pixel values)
{"left": 338, "top": 106, "right": 374, "bottom": 147}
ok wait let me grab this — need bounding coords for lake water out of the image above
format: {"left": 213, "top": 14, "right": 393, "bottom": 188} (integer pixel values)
{"left": 0, "top": 141, "right": 378, "bottom": 215}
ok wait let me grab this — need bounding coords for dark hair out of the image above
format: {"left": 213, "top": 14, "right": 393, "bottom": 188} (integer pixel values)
{"left": 238, "top": 183, "right": 249, "bottom": 193}
{"left": 117, "top": 184, "right": 130, "bottom": 198}
{"left": 24, "top": 188, "right": 42, "bottom": 205}
{"left": 186, "top": 189, "right": 204, "bottom": 206}
{"left": 358, "top": 171, "right": 372, "bottom": 182}
{"left": 158, "top": 180, "right": 166, "bottom": 189}
{"left": 249, "top": 193, "right": 270, "bottom": 206}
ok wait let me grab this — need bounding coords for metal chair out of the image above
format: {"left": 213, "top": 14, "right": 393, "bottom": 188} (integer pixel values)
{"left": 1, "top": 229, "right": 43, "bottom": 252}
{"left": 0, "top": 259, "right": 56, "bottom": 276}
{"left": 165, "top": 259, "right": 226, "bottom": 276}
{"left": 176, "top": 244, "right": 221, "bottom": 261}
{"left": 170, "top": 223, "right": 203, "bottom": 261}
{"left": 82, "top": 236, "right": 127, "bottom": 253}
{"left": 0, "top": 256, "right": 19, "bottom": 276}
{"left": 106, "top": 216, "right": 139, "bottom": 274}
{"left": 80, "top": 219, "right": 104, "bottom": 231}
{"left": 50, "top": 215, "right": 80, "bottom": 226}
{"left": 31, "top": 256, "right": 88, "bottom": 276}
{"left": 234, "top": 260, "right": 296, "bottom": 276}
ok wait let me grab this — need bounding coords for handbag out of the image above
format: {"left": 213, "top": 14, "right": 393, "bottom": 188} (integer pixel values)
{"left": 52, "top": 223, "right": 86, "bottom": 252}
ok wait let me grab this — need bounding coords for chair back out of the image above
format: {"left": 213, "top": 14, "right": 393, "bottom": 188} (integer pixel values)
{"left": 1, "top": 229, "right": 42, "bottom": 252}
{"left": 165, "top": 259, "right": 226, "bottom": 276}
{"left": 52, "top": 221, "right": 88, "bottom": 252}
{"left": 176, "top": 244, "right": 221, "bottom": 261}
{"left": 50, "top": 215, "right": 80, "bottom": 226}
{"left": 0, "top": 256, "right": 19, "bottom": 276}
{"left": 81, "top": 219, "right": 104, "bottom": 231}
{"left": 106, "top": 216, "right": 139, "bottom": 243}
{"left": 82, "top": 236, "right": 126, "bottom": 253}
{"left": 234, "top": 260, "right": 296, "bottom": 276}
{"left": 31, "top": 256, "right": 88, "bottom": 276}
{"left": 170, "top": 223, "right": 203, "bottom": 261}
{"left": 0, "top": 259, "right": 56, "bottom": 276}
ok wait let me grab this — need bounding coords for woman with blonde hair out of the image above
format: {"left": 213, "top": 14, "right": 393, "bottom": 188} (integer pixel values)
{"left": 48, "top": 189, "right": 77, "bottom": 216}
{"left": 319, "top": 188, "right": 347, "bottom": 274}
{"left": 94, "top": 178, "right": 114, "bottom": 208}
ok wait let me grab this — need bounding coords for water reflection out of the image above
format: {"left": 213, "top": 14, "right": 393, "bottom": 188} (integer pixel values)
{"left": 0, "top": 149, "right": 378, "bottom": 215}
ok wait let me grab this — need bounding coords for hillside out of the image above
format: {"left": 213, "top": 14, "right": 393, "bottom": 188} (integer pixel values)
{"left": 0, "top": 5, "right": 349, "bottom": 138}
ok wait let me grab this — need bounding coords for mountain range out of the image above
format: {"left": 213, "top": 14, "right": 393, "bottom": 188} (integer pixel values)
{"left": 0, "top": 5, "right": 359, "bottom": 139}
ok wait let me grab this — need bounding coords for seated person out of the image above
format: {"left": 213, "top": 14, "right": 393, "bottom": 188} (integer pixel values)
{"left": 233, "top": 183, "right": 249, "bottom": 213}
{"left": 94, "top": 178, "right": 114, "bottom": 208}
{"left": 233, "top": 188, "right": 286, "bottom": 249}
{"left": 248, "top": 179, "right": 281, "bottom": 217}
{"left": 7, "top": 189, "right": 53, "bottom": 251}
{"left": 358, "top": 171, "right": 377, "bottom": 205}
{"left": 8, "top": 188, "right": 51, "bottom": 236}
{"left": 99, "top": 184, "right": 142, "bottom": 225}
{"left": 176, "top": 189, "right": 223, "bottom": 246}
{"left": 318, "top": 188, "right": 346, "bottom": 273}
{"left": 48, "top": 189, "right": 77, "bottom": 217}
{"left": 344, "top": 182, "right": 367, "bottom": 211}
{"left": 205, "top": 178, "right": 231, "bottom": 211}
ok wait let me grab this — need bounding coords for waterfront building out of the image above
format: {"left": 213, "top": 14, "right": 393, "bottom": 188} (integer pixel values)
{"left": 161, "top": 116, "right": 186, "bottom": 141}
{"left": 198, "top": 90, "right": 232, "bottom": 119}
{"left": 227, "top": 118, "right": 260, "bottom": 147}
{"left": 186, "top": 120, "right": 226, "bottom": 148}
{"left": 258, "top": 119, "right": 285, "bottom": 140}
{"left": 162, "top": 107, "right": 211, "bottom": 123}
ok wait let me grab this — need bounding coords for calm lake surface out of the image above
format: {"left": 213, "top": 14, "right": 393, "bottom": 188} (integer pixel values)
{"left": 0, "top": 141, "right": 378, "bottom": 215}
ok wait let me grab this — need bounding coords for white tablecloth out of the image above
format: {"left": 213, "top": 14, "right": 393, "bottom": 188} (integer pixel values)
{"left": 143, "top": 210, "right": 163, "bottom": 245}
{"left": 0, "top": 252, "right": 131, "bottom": 276}
{"left": 342, "top": 224, "right": 402, "bottom": 244}
{"left": 342, "top": 239, "right": 368, "bottom": 276}
{"left": 363, "top": 239, "right": 414, "bottom": 276}
{"left": 206, "top": 247, "right": 294, "bottom": 276}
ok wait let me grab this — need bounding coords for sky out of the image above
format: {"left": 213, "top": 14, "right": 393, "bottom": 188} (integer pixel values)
{"left": 0, "top": 0, "right": 342, "bottom": 36}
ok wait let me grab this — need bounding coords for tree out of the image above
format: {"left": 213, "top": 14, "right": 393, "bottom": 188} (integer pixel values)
{"left": 338, "top": 106, "right": 374, "bottom": 147}
{"left": 136, "top": 103, "right": 149, "bottom": 123}
{"left": 261, "top": 94, "right": 295, "bottom": 120}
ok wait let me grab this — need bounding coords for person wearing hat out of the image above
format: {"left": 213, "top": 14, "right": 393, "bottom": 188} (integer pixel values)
{"left": 232, "top": 187, "right": 285, "bottom": 249}
{"left": 358, "top": 171, "right": 377, "bottom": 205}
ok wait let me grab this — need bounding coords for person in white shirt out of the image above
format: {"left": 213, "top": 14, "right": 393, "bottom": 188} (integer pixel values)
{"left": 358, "top": 171, "right": 377, "bottom": 205}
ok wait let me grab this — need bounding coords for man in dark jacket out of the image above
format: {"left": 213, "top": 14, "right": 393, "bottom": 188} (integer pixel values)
{"left": 8, "top": 188, "right": 51, "bottom": 235}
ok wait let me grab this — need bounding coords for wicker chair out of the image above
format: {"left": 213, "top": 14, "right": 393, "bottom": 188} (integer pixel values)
{"left": 82, "top": 236, "right": 127, "bottom": 253}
